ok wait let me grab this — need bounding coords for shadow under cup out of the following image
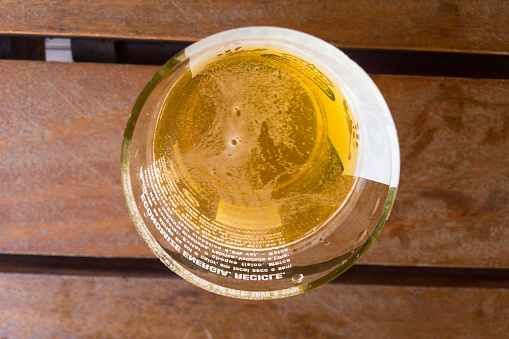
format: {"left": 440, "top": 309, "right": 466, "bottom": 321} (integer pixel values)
{"left": 121, "top": 27, "right": 400, "bottom": 299}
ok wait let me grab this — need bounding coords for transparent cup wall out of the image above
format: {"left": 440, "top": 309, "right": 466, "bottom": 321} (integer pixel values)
{"left": 121, "top": 27, "right": 400, "bottom": 299}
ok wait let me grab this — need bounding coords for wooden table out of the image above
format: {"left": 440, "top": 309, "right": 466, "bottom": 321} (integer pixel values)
{"left": 1, "top": 1, "right": 508, "bottom": 337}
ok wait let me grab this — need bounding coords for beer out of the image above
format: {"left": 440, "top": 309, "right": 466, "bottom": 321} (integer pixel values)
{"left": 152, "top": 47, "right": 359, "bottom": 249}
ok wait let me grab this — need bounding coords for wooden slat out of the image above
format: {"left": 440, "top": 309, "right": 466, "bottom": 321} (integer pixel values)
{"left": 362, "top": 76, "right": 509, "bottom": 267}
{"left": 0, "top": 273, "right": 507, "bottom": 337}
{"left": 0, "top": 60, "right": 508, "bottom": 267}
{"left": 1, "top": 0, "right": 508, "bottom": 54}
{"left": 0, "top": 61, "right": 155, "bottom": 258}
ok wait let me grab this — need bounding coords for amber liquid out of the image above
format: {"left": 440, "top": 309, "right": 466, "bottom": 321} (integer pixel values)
{"left": 153, "top": 47, "right": 359, "bottom": 249}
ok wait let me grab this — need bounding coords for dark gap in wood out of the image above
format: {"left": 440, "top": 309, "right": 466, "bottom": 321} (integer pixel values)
{"left": 1, "top": 254, "right": 507, "bottom": 288}
{"left": 69, "top": 38, "right": 189, "bottom": 65}
{"left": 71, "top": 38, "right": 117, "bottom": 63}
{"left": 0, "top": 254, "right": 174, "bottom": 278}
{"left": 114, "top": 40, "right": 190, "bottom": 65}
{"left": 343, "top": 49, "right": 509, "bottom": 79}
{"left": 72, "top": 38, "right": 509, "bottom": 79}
{"left": 338, "top": 264, "right": 509, "bottom": 289}
{"left": 1, "top": 35, "right": 508, "bottom": 79}
{"left": 0, "top": 35, "right": 45, "bottom": 60}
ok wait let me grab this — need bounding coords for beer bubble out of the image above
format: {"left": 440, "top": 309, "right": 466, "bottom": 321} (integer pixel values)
{"left": 231, "top": 139, "right": 238, "bottom": 146}
{"left": 324, "top": 241, "right": 330, "bottom": 246}
{"left": 292, "top": 273, "right": 304, "bottom": 285}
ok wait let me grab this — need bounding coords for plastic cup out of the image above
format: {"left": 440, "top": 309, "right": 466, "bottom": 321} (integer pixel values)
{"left": 121, "top": 27, "right": 400, "bottom": 299}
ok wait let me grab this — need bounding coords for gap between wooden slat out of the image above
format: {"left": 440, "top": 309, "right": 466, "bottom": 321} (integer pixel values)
{"left": 0, "top": 254, "right": 507, "bottom": 289}
{"left": 1, "top": 35, "right": 509, "bottom": 79}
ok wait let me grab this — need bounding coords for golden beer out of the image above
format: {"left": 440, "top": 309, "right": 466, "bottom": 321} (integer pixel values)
{"left": 152, "top": 47, "right": 359, "bottom": 249}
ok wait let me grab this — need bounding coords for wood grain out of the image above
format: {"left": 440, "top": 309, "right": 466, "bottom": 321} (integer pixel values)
{"left": 0, "top": 273, "right": 507, "bottom": 338}
{"left": 1, "top": 0, "right": 508, "bottom": 54}
{"left": 0, "top": 60, "right": 507, "bottom": 267}
{"left": 0, "top": 61, "right": 155, "bottom": 258}
{"left": 363, "top": 76, "right": 509, "bottom": 267}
